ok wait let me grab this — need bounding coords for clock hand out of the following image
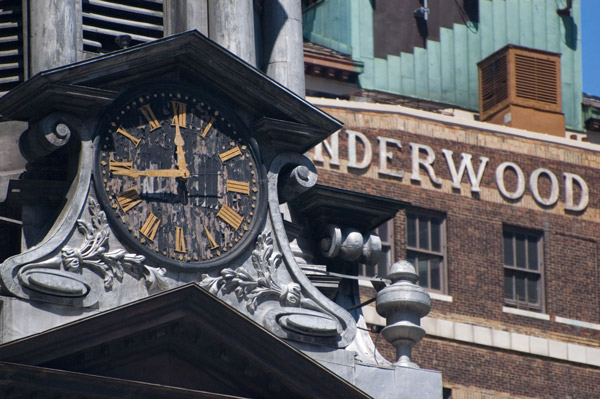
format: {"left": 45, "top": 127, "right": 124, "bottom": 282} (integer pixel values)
{"left": 174, "top": 124, "right": 190, "bottom": 178}
{"left": 113, "top": 168, "right": 189, "bottom": 178}
{"left": 177, "top": 178, "right": 189, "bottom": 205}
{"left": 112, "top": 124, "right": 191, "bottom": 180}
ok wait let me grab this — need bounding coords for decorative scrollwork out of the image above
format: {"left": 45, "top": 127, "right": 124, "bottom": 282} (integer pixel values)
{"left": 17, "top": 198, "right": 154, "bottom": 296}
{"left": 201, "top": 232, "right": 319, "bottom": 314}
{"left": 137, "top": 265, "right": 167, "bottom": 291}
{"left": 60, "top": 198, "right": 145, "bottom": 288}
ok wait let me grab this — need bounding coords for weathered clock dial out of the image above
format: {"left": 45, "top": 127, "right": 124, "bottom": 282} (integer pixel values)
{"left": 94, "top": 86, "right": 264, "bottom": 270}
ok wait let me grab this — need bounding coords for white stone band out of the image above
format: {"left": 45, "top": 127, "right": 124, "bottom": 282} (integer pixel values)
{"left": 362, "top": 306, "right": 600, "bottom": 368}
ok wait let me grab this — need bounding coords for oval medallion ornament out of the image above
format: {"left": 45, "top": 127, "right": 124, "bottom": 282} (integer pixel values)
{"left": 280, "top": 313, "right": 340, "bottom": 337}
{"left": 264, "top": 307, "right": 343, "bottom": 344}
{"left": 20, "top": 269, "right": 90, "bottom": 297}
{"left": 93, "top": 86, "right": 265, "bottom": 271}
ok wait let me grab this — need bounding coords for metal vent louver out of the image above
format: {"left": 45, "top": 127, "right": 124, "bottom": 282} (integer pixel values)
{"left": 478, "top": 45, "right": 562, "bottom": 124}
{"left": 514, "top": 54, "right": 558, "bottom": 104}
{"left": 0, "top": 0, "right": 24, "bottom": 95}
{"left": 82, "top": 0, "right": 163, "bottom": 53}
{"left": 480, "top": 54, "right": 508, "bottom": 112}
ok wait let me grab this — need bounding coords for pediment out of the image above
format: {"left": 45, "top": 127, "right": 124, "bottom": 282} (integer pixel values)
{"left": 0, "top": 284, "right": 370, "bottom": 399}
{"left": 0, "top": 362, "right": 249, "bottom": 399}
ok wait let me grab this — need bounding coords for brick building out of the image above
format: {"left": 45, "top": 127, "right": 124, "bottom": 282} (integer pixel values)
{"left": 306, "top": 100, "right": 600, "bottom": 398}
{"left": 303, "top": 0, "right": 600, "bottom": 398}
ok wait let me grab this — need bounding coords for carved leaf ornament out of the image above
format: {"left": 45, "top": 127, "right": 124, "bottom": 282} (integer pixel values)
{"left": 60, "top": 198, "right": 146, "bottom": 288}
{"left": 201, "top": 232, "right": 308, "bottom": 313}
{"left": 18, "top": 198, "right": 164, "bottom": 299}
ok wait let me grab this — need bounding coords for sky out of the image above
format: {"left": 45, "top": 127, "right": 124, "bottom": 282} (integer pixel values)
{"left": 582, "top": 0, "right": 600, "bottom": 96}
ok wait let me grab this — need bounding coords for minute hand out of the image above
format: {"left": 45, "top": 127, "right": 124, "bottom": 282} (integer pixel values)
{"left": 113, "top": 169, "right": 188, "bottom": 178}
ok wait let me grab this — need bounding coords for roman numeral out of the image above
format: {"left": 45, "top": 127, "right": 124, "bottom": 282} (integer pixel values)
{"left": 204, "top": 226, "right": 219, "bottom": 250}
{"left": 116, "top": 186, "right": 142, "bottom": 213}
{"left": 226, "top": 179, "right": 250, "bottom": 195}
{"left": 115, "top": 126, "right": 141, "bottom": 147}
{"left": 171, "top": 101, "right": 187, "bottom": 127}
{"left": 217, "top": 204, "right": 243, "bottom": 230}
{"left": 139, "top": 104, "right": 160, "bottom": 131}
{"left": 109, "top": 159, "right": 133, "bottom": 173}
{"left": 218, "top": 146, "right": 242, "bottom": 162}
{"left": 175, "top": 226, "right": 187, "bottom": 253}
{"left": 200, "top": 117, "right": 215, "bottom": 138}
{"left": 140, "top": 212, "right": 160, "bottom": 241}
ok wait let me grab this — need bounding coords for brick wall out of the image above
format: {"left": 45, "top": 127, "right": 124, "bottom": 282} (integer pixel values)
{"left": 313, "top": 107, "right": 600, "bottom": 336}
{"left": 414, "top": 338, "right": 600, "bottom": 399}
{"left": 366, "top": 316, "right": 600, "bottom": 399}
{"left": 312, "top": 106, "right": 600, "bottom": 398}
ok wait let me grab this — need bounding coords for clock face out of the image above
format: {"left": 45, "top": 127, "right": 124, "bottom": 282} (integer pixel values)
{"left": 94, "top": 87, "right": 264, "bottom": 270}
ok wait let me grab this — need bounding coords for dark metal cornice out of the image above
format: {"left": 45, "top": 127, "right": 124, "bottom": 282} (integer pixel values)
{"left": 0, "top": 30, "right": 342, "bottom": 151}
{"left": 289, "top": 184, "right": 410, "bottom": 233}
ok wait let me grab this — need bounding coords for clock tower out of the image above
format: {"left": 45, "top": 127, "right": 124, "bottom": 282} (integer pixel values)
{"left": 0, "top": 31, "right": 356, "bottom": 345}
{"left": 0, "top": 25, "right": 440, "bottom": 399}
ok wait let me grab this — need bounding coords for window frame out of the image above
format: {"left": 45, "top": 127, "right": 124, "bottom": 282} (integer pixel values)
{"left": 359, "top": 219, "right": 394, "bottom": 278}
{"left": 502, "top": 225, "right": 545, "bottom": 312}
{"left": 405, "top": 208, "right": 447, "bottom": 294}
{"left": 302, "top": 0, "right": 323, "bottom": 11}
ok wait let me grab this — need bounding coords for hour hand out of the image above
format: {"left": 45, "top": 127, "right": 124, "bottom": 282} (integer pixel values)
{"left": 174, "top": 124, "right": 190, "bottom": 176}
{"left": 113, "top": 168, "right": 189, "bottom": 178}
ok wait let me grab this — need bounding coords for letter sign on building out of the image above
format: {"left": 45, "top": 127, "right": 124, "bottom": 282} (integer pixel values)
{"left": 496, "top": 162, "right": 526, "bottom": 200}
{"left": 309, "top": 130, "right": 591, "bottom": 214}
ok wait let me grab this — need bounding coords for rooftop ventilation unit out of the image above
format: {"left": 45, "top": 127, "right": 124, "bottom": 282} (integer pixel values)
{"left": 478, "top": 45, "right": 564, "bottom": 137}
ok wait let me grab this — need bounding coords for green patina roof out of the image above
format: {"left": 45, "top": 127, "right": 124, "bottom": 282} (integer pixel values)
{"left": 304, "top": 0, "right": 583, "bottom": 131}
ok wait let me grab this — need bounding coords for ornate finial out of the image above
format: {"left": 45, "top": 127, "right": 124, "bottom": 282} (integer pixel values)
{"left": 375, "top": 260, "right": 431, "bottom": 368}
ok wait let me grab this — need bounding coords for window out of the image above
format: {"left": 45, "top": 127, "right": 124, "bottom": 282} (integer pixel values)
{"left": 406, "top": 210, "right": 446, "bottom": 292}
{"left": 302, "top": 0, "right": 322, "bottom": 10}
{"left": 359, "top": 220, "right": 394, "bottom": 278}
{"left": 503, "top": 227, "right": 543, "bottom": 311}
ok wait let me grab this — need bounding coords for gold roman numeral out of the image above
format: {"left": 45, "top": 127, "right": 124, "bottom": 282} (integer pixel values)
{"left": 200, "top": 117, "right": 215, "bottom": 138}
{"left": 116, "top": 186, "right": 142, "bottom": 213}
{"left": 140, "top": 212, "right": 160, "bottom": 241}
{"left": 226, "top": 179, "right": 250, "bottom": 195}
{"left": 171, "top": 101, "right": 187, "bottom": 127}
{"left": 204, "top": 226, "right": 219, "bottom": 250}
{"left": 139, "top": 104, "right": 160, "bottom": 131}
{"left": 175, "top": 226, "right": 187, "bottom": 253}
{"left": 109, "top": 159, "right": 133, "bottom": 173}
{"left": 115, "top": 126, "right": 141, "bottom": 147}
{"left": 217, "top": 204, "right": 243, "bottom": 230}
{"left": 219, "top": 146, "right": 242, "bottom": 162}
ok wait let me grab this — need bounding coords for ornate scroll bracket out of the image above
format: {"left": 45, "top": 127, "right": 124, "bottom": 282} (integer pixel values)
{"left": 263, "top": 153, "right": 357, "bottom": 347}
{"left": 0, "top": 118, "right": 96, "bottom": 306}
{"left": 201, "top": 232, "right": 322, "bottom": 314}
